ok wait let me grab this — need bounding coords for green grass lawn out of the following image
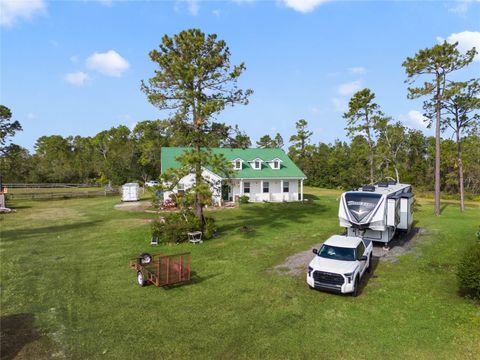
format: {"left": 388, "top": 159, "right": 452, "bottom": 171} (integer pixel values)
{"left": 1, "top": 187, "right": 479, "bottom": 359}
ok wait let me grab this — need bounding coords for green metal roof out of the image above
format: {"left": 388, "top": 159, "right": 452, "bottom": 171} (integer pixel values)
{"left": 161, "top": 147, "right": 306, "bottom": 179}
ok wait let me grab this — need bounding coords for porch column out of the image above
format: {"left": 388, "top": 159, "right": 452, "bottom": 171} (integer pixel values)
{"left": 280, "top": 179, "right": 284, "bottom": 201}
{"left": 260, "top": 180, "right": 263, "bottom": 202}
{"left": 240, "top": 179, "right": 244, "bottom": 196}
{"left": 300, "top": 178, "right": 304, "bottom": 202}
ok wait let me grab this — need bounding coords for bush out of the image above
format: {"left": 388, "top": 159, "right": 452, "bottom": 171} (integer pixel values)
{"left": 457, "top": 242, "right": 480, "bottom": 299}
{"left": 151, "top": 210, "right": 199, "bottom": 244}
{"left": 238, "top": 195, "right": 249, "bottom": 204}
{"left": 203, "top": 217, "right": 217, "bottom": 239}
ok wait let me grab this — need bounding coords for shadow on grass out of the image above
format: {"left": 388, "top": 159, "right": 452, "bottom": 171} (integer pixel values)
{"left": 440, "top": 203, "right": 450, "bottom": 215}
{"left": 357, "top": 256, "right": 381, "bottom": 296}
{"left": 156, "top": 272, "right": 221, "bottom": 290}
{"left": 1, "top": 220, "right": 103, "bottom": 240}
{"left": 0, "top": 313, "right": 40, "bottom": 360}
{"left": 219, "top": 200, "right": 329, "bottom": 234}
{"left": 5, "top": 204, "right": 32, "bottom": 210}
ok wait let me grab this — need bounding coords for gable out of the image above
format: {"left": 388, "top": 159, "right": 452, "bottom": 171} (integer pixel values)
{"left": 161, "top": 147, "right": 306, "bottom": 179}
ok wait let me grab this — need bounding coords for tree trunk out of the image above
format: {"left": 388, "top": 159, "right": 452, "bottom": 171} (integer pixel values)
{"left": 365, "top": 112, "right": 374, "bottom": 184}
{"left": 194, "top": 148, "right": 205, "bottom": 228}
{"left": 394, "top": 166, "right": 400, "bottom": 184}
{"left": 434, "top": 80, "right": 441, "bottom": 216}
{"left": 456, "top": 130, "right": 465, "bottom": 212}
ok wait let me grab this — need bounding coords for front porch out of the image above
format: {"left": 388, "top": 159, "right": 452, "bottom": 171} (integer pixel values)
{"left": 220, "top": 178, "right": 304, "bottom": 203}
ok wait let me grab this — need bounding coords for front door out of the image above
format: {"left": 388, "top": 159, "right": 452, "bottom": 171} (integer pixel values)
{"left": 221, "top": 184, "right": 230, "bottom": 201}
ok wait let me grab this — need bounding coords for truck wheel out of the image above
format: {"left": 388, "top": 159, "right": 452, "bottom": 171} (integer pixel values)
{"left": 137, "top": 271, "right": 145, "bottom": 286}
{"left": 352, "top": 276, "right": 360, "bottom": 297}
{"left": 367, "top": 255, "right": 373, "bottom": 273}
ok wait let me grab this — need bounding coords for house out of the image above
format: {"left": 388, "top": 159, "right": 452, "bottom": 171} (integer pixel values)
{"left": 161, "top": 147, "right": 306, "bottom": 205}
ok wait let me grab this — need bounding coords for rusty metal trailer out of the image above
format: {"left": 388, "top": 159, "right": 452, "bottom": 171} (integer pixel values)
{"left": 129, "top": 252, "right": 191, "bottom": 287}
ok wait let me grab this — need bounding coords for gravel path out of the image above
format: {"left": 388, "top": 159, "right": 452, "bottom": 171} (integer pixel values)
{"left": 114, "top": 201, "right": 152, "bottom": 211}
{"left": 270, "top": 228, "right": 427, "bottom": 277}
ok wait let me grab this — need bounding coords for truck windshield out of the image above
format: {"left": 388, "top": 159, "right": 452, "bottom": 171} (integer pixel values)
{"left": 318, "top": 245, "right": 356, "bottom": 261}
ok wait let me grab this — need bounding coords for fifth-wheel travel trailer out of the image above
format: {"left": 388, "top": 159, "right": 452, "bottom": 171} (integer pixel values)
{"left": 338, "top": 182, "right": 414, "bottom": 244}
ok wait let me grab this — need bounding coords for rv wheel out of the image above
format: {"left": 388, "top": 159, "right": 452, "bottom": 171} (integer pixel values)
{"left": 137, "top": 271, "right": 145, "bottom": 286}
{"left": 352, "top": 276, "right": 360, "bottom": 297}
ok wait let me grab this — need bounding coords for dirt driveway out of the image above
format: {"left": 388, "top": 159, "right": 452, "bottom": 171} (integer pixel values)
{"left": 271, "top": 228, "right": 426, "bottom": 277}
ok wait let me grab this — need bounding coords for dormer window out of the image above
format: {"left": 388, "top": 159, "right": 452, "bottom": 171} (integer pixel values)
{"left": 249, "top": 158, "right": 263, "bottom": 170}
{"left": 269, "top": 158, "right": 282, "bottom": 170}
{"left": 232, "top": 158, "right": 243, "bottom": 170}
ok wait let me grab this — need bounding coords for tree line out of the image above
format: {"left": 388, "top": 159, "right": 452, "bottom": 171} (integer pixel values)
{"left": 1, "top": 29, "right": 479, "bottom": 219}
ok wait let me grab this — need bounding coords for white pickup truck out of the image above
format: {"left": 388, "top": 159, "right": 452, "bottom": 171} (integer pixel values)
{"left": 306, "top": 235, "right": 373, "bottom": 296}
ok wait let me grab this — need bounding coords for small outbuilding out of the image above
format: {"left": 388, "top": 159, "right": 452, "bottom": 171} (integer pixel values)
{"left": 122, "top": 183, "right": 140, "bottom": 202}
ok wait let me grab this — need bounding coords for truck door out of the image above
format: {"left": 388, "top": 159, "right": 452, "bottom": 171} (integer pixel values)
{"left": 356, "top": 241, "right": 367, "bottom": 275}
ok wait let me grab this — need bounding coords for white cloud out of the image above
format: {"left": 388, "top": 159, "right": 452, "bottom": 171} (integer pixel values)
{"left": 337, "top": 80, "right": 362, "bottom": 96}
{"left": 96, "top": 0, "right": 114, "bottom": 6}
{"left": 280, "top": 0, "right": 333, "bottom": 13}
{"left": 438, "top": 31, "right": 480, "bottom": 62}
{"left": 212, "top": 9, "right": 221, "bottom": 16}
{"left": 332, "top": 97, "right": 347, "bottom": 112}
{"left": 27, "top": 112, "right": 36, "bottom": 120}
{"left": 0, "top": 0, "right": 46, "bottom": 27}
{"left": 64, "top": 71, "right": 89, "bottom": 86}
{"left": 448, "top": 0, "right": 480, "bottom": 15}
{"left": 86, "top": 50, "right": 130, "bottom": 77}
{"left": 348, "top": 66, "right": 366, "bottom": 75}
{"left": 70, "top": 55, "right": 79, "bottom": 63}
{"left": 174, "top": 0, "right": 200, "bottom": 15}
{"left": 186, "top": 0, "right": 199, "bottom": 15}
{"left": 406, "top": 110, "right": 429, "bottom": 128}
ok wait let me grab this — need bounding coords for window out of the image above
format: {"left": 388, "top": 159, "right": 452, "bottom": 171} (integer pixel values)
{"left": 273, "top": 160, "right": 279, "bottom": 169}
{"left": 283, "top": 181, "right": 289, "bottom": 193}
{"left": 356, "top": 242, "right": 366, "bottom": 259}
{"left": 263, "top": 181, "right": 269, "bottom": 193}
{"left": 233, "top": 160, "right": 242, "bottom": 170}
{"left": 318, "top": 245, "right": 356, "bottom": 261}
{"left": 243, "top": 182, "right": 250, "bottom": 194}
{"left": 177, "top": 183, "right": 185, "bottom": 193}
{"left": 254, "top": 161, "right": 260, "bottom": 169}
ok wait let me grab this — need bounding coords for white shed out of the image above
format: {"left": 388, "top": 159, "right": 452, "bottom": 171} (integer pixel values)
{"left": 122, "top": 183, "right": 140, "bottom": 202}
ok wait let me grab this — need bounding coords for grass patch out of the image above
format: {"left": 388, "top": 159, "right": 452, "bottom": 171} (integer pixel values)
{"left": 1, "top": 187, "right": 479, "bottom": 359}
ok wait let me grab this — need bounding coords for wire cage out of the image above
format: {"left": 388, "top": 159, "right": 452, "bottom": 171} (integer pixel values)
{"left": 130, "top": 252, "right": 191, "bottom": 287}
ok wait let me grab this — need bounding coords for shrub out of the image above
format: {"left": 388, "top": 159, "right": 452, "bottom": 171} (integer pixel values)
{"left": 238, "top": 195, "right": 249, "bottom": 204}
{"left": 151, "top": 210, "right": 200, "bottom": 244}
{"left": 203, "top": 217, "right": 217, "bottom": 239}
{"left": 457, "top": 242, "right": 480, "bottom": 300}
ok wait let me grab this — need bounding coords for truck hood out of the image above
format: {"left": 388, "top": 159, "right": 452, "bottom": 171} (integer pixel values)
{"left": 309, "top": 256, "right": 358, "bottom": 275}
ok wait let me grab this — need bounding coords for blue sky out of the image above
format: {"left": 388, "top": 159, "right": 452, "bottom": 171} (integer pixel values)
{"left": 1, "top": 0, "right": 479, "bottom": 151}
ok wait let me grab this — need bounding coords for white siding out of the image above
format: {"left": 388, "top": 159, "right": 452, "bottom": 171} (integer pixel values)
{"left": 229, "top": 179, "right": 300, "bottom": 203}
{"left": 164, "top": 169, "right": 303, "bottom": 205}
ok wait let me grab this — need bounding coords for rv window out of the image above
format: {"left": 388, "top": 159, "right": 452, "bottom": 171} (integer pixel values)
{"left": 344, "top": 193, "right": 381, "bottom": 222}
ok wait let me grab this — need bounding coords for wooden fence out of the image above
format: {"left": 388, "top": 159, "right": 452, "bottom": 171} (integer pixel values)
{"left": 6, "top": 189, "right": 118, "bottom": 200}
{"left": 3, "top": 183, "right": 102, "bottom": 189}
